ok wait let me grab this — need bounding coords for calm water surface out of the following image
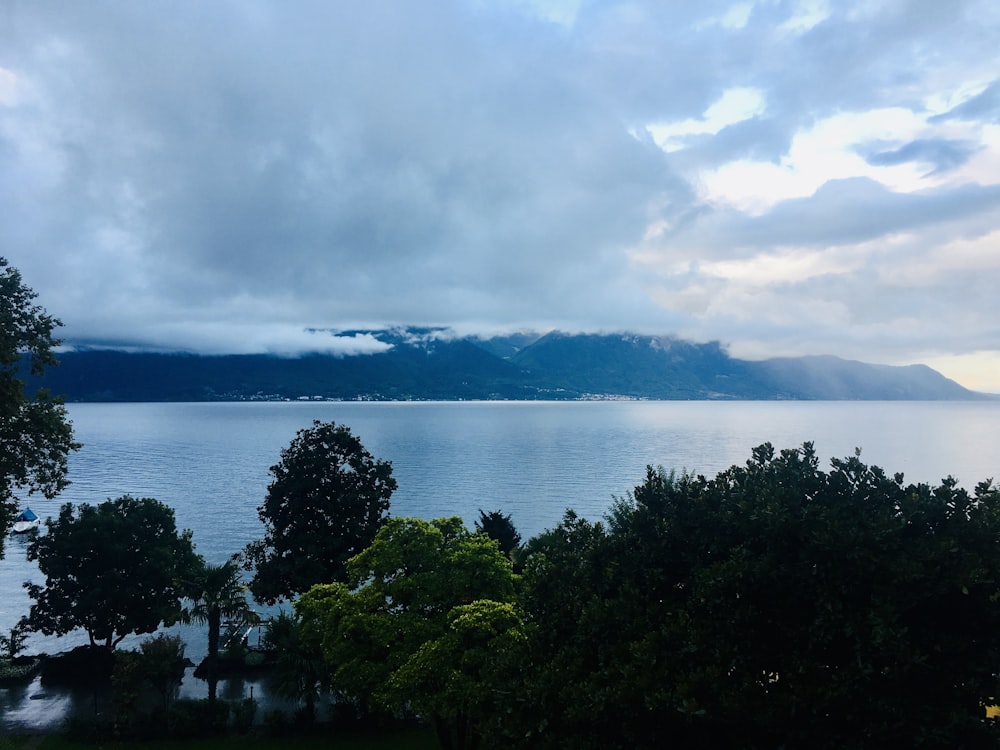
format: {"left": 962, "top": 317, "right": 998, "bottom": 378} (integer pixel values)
{"left": 2, "top": 400, "right": 999, "bottom": 730}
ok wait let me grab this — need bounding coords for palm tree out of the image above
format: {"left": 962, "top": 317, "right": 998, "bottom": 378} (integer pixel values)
{"left": 185, "top": 556, "right": 259, "bottom": 699}
{"left": 264, "top": 610, "right": 326, "bottom": 723}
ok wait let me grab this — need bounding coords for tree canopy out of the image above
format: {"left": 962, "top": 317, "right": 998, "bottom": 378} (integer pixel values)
{"left": 296, "top": 516, "right": 519, "bottom": 749}
{"left": 26, "top": 495, "right": 199, "bottom": 648}
{"left": 513, "top": 443, "right": 1000, "bottom": 749}
{"left": 0, "top": 257, "right": 78, "bottom": 553}
{"left": 475, "top": 508, "right": 522, "bottom": 558}
{"left": 185, "top": 557, "right": 257, "bottom": 667}
{"left": 244, "top": 420, "right": 396, "bottom": 604}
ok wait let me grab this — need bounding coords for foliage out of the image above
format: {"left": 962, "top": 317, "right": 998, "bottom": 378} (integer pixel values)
{"left": 11, "top": 725, "right": 439, "bottom": 749}
{"left": 0, "top": 257, "right": 79, "bottom": 555}
{"left": 245, "top": 420, "right": 396, "bottom": 604}
{"left": 0, "top": 618, "right": 29, "bottom": 660}
{"left": 39, "top": 644, "right": 115, "bottom": 687}
{"left": 140, "top": 633, "right": 187, "bottom": 712}
{"left": 165, "top": 698, "right": 232, "bottom": 739}
{"left": 0, "top": 656, "right": 40, "bottom": 686}
{"left": 516, "top": 443, "right": 1000, "bottom": 749}
{"left": 296, "top": 517, "right": 518, "bottom": 749}
{"left": 387, "top": 600, "right": 527, "bottom": 750}
{"left": 474, "top": 509, "right": 522, "bottom": 558}
{"left": 111, "top": 648, "right": 146, "bottom": 737}
{"left": 115, "top": 642, "right": 176, "bottom": 735}
{"left": 185, "top": 556, "right": 258, "bottom": 669}
{"left": 25, "top": 495, "right": 199, "bottom": 648}
{"left": 263, "top": 610, "right": 327, "bottom": 723}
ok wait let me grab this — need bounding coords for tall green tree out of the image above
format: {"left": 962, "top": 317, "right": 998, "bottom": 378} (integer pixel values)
{"left": 0, "top": 257, "right": 79, "bottom": 554}
{"left": 297, "top": 516, "right": 518, "bottom": 749}
{"left": 25, "top": 495, "right": 199, "bottom": 648}
{"left": 244, "top": 420, "right": 396, "bottom": 604}
{"left": 517, "top": 444, "right": 1000, "bottom": 749}
{"left": 387, "top": 599, "right": 527, "bottom": 750}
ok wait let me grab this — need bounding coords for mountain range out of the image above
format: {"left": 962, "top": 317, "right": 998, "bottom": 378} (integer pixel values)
{"left": 29, "top": 329, "right": 989, "bottom": 402}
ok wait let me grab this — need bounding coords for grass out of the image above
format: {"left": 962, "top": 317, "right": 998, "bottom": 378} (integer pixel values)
{"left": 2, "top": 727, "right": 438, "bottom": 750}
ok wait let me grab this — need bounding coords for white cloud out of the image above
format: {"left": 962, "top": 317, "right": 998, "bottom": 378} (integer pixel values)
{"left": 648, "top": 87, "right": 767, "bottom": 152}
{"left": 777, "top": 0, "right": 829, "bottom": 35}
{"left": 722, "top": 3, "right": 754, "bottom": 29}
{"left": 3, "top": 0, "right": 1000, "bottom": 391}
{"left": 696, "top": 2, "right": 755, "bottom": 30}
{"left": 695, "top": 107, "right": 996, "bottom": 214}
{"left": 509, "top": 0, "right": 582, "bottom": 27}
{"left": 0, "top": 67, "right": 17, "bottom": 106}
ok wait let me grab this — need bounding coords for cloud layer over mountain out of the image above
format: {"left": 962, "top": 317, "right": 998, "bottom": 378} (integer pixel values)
{"left": 2, "top": 1, "right": 999, "bottom": 389}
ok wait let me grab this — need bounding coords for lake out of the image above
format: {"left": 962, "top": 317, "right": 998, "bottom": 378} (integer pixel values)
{"left": 2, "top": 399, "right": 1000, "bottom": 730}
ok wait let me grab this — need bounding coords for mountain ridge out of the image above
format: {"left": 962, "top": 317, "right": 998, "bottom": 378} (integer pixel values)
{"left": 27, "top": 329, "right": 990, "bottom": 402}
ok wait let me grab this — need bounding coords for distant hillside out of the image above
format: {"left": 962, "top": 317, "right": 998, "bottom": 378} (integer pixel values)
{"left": 26, "top": 329, "right": 989, "bottom": 402}
{"left": 746, "top": 355, "right": 977, "bottom": 400}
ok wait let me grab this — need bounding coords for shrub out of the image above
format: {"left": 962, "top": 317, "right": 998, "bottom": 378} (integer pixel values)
{"left": 167, "top": 698, "right": 231, "bottom": 739}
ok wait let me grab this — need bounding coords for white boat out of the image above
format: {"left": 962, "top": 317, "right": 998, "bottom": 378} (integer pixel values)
{"left": 12, "top": 507, "right": 39, "bottom": 533}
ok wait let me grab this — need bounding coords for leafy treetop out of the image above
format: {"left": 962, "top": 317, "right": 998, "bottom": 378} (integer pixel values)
{"left": 296, "top": 516, "right": 518, "bottom": 748}
{"left": 475, "top": 508, "right": 522, "bottom": 558}
{"left": 26, "top": 495, "right": 199, "bottom": 649}
{"left": 514, "top": 443, "right": 1000, "bottom": 749}
{"left": 0, "top": 257, "right": 78, "bottom": 553}
{"left": 245, "top": 419, "right": 396, "bottom": 604}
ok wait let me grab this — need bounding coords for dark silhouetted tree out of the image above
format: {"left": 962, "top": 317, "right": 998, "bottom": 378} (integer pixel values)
{"left": 185, "top": 556, "right": 258, "bottom": 701}
{"left": 26, "top": 496, "right": 198, "bottom": 648}
{"left": 244, "top": 420, "right": 396, "bottom": 604}
{"left": 475, "top": 508, "right": 522, "bottom": 558}
{"left": 0, "top": 257, "right": 79, "bottom": 554}
{"left": 517, "top": 444, "right": 1000, "bottom": 749}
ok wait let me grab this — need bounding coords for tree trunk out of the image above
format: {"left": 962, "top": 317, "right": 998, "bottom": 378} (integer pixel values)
{"left": 433, "top": 716, "right": 455, "bottom": 750}
{"left": 207, "top": 606, "right": 221, "bottom": 662}
{"left": 206, "top": 606, "right": 221, "bottom": 704}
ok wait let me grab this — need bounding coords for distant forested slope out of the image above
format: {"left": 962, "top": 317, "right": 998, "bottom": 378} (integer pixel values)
{"left": 27, "top": 330, "right": 988, "bottom": 401}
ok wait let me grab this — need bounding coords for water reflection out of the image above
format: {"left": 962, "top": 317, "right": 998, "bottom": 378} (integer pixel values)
{"left": 1, "top": 668, "right": 295, "bottom": 733}
{"left": 0, "top": 675, "right": 106, "bottom": 733}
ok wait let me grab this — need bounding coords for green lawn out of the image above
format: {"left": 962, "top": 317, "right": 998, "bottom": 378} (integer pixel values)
{"left": 1, "top": 728, "right": 438, "bottom": 750}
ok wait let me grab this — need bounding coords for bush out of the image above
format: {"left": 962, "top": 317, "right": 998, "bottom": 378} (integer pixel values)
{"left": 64, "top": 715, "right": 114, "bottom": 744}
{"left": 167, "top": 698, "right": 231, "bottom": 739}
{"left": 263, "top": 708, "right": 289, "bottom": 737}
{"left": 0, "top": 656, "right": 41, "bottom": 685}
{"left": 232, "top": 696, "right": 258, "bottom": 733}
{"left": 41, "top": 645, "right": 114, "bottom": 687}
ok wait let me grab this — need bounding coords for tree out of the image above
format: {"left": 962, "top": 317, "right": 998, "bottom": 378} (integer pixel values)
{"left": 25, "top": 495, "right": 199, "bottom": 648}
{"left": 387, "top": 599, "right": 527, "bottom": 750}
{"left": 184, "top": 556, "right": 258, "bottom": 701}
{"left": 138, "top": 633, "right": 187, "bottom": 716}
{"left": 0, "top": 257, "right": 79, "bottom": 554}
{"left": 475, "top": 509, "right": 522, "bottom": 558}
{"left": 0, "top": 618, "right": 29, "bottom": 659}
{"left": 296, "top": 516, "right": 518, "bottom": 749}
{"left": 186, "top": 556, "right": 257, "bottom": 668}
{"left": 244, "top": 420, "right": 396, "bottom": 604}
{"left": 516, "top": 444, "right": 1000, "bottom": 748}
{"left": 262, "top": 610, "right": 328, "bottom": 724}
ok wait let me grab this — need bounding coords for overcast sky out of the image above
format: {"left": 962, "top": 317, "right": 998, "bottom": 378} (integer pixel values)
{"left": 3, "top": 1, "right": 1000, "bottom": 391}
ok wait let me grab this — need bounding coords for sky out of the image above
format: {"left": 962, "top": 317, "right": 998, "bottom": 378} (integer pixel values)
{"left": 2, "top": 1, "right": 1000, "bottom": 391}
